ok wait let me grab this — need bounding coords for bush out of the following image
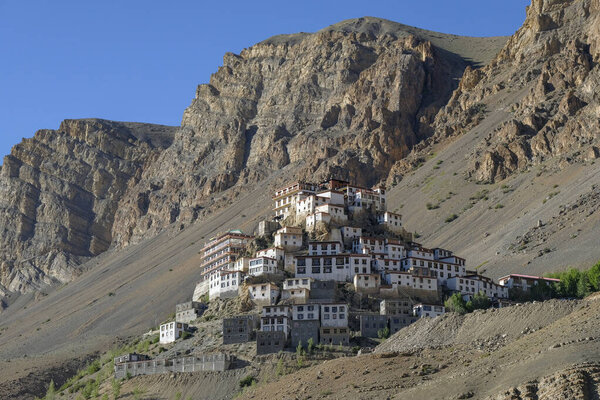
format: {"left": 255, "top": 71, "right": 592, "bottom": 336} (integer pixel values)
{"left": 377, "top": 327, "right": 390, "bottom": 340}
{"left": 466, "top": 291, "right": 491, "bottom": 311}
{"left": 111, "top": 378, "right": 121, "bottom": 399}
{"left": 444, "top": 293, "right": 469, "bottom": 314}
{"left": 181, "top": 331, "right": 192, "bottom": 340}
{"left": 307, "top": 337, "right": 314, "bottom": 354}
{"left": 239, "top": 375, "right": 256, "bottom": 388}
{"left": 45, "top": 380, "right": 56, "bottom": 400}
{"left": 426, "top": 202, "right": 439, "bottom": 210}
{"left": 445, "top": 214, "right": 458, "bottom": 223}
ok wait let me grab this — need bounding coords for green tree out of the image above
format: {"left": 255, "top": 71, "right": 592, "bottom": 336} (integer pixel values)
{"left": 587, "top": 261, "right": 600, "bottom": 292}
{"left": 444, "top": 293, "right": 469, "bottom": 314}
{"left": 577, "top": 272, "right": 592, "bottom": 298}
{"left": 467, "top": 291, "right": 491, "bottom": 311}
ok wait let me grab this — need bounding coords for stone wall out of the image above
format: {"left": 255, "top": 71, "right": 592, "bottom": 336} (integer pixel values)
{"left": 114, "top": 354, "right": 233, "bottom": 379}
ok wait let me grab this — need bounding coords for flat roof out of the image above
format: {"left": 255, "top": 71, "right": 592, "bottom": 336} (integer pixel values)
{"left": 499, "top": 274, "right": 561, "bottom": 282}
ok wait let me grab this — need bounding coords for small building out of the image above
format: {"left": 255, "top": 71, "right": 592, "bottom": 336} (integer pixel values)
{"left": 389, "top": 315, "right": 418, "bottom": 334}
{"left": 315, "top": 204, "right": 347, "bottom": 223}
{"left": 273, "top": 226, "right": 303, "bottom": 251}
{"left": 257, "top": 331, "right": 288, "bottom": 355}
{"left": 384, "top": 239, "right": 406, "bottom": 260}
{"left": 159, "top": 321, "right": 188, "bottom": 344}
{"left": 295, "top": 255, "right": 351, "bottom": 282}
{"left": 446, "top": 275, "right": 508, "bottom": 300}
{"left": 283, "top": 277, "right": 314, "bottom": 291}
{"left": 353, "top": 273, "right": 381, "bottom": 294}
{"left": 320, "top": 303, "right": 348, "bottom": 328}
{"left": 319, "top": 327, "right": 349, "bottom": 346}
{"left": 498, "top": 274, "right": 560, "bottom": 291}
{"left": 209, "top": 270, "right": 243, "bottom": 300}
{"left": 376, "top": 211, "right": 403, "bottom": 233}
{"left": 352, "top": 236, "right": 386, "bottom": 255}
{"left": 309, "top": 280, "right": 337, "bottom": 302}
{"left": 114, "top": 353, "right": 150, "bottom": 365}
{"left": 223, "top": 315, "right": 259, "bottom": 344}
{"left": 232, "top": 257, "right": 250, "bottom": 273}
{"left": 261, "top": 305, "right": 292, "bottom": 336}
{"left": 176, "top": 301, "right": 207, "bottom": 323}
{"left": 380, "top": 299, "right": 415, "bottom": 316}
{"left": 281, "top": 287, "right": 310, "bottom": 303}
{"left": 248, "top": 256, "right": 279, "bottom": 276}
{"left": 384, "top": 271, "right": 438, "bottom": 292}
{"left": 308, "top": 241, "right": 343, "bottom": 256}
{"left": 306, "top": 211, "right": 331, "bottom": 230}
{"left": 359, "top": 314, "right": 389, "bottom": 338}
{"left": 292, "top": 303, "right": 320, "bottom": 320}
{"left": 413, "top": 304, "right": 445, "bottom": 318}
{"left": 340, "top": 226, "right": 362, "bottom": 245}
{"left": 248, "top": 283, "right": 280, "bottom": 306}
{"left": 256, "top": 247, "right": 285, "bottom": 264}
{"left": 291, "top": 320, "right": 320, "bottom": 348}
{"left": 257, "top": 220, "right": 280, "bottom": 237}
{"left": 349, "top": 254, "right": 372, "bottom": 275}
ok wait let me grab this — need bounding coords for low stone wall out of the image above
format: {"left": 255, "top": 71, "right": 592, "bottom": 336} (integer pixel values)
{"left": 114, "top": 354, "right": 233, "bottom": 379}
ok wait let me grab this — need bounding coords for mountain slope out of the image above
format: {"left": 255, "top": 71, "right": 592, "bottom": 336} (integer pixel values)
{"left": 384, "top": 0, "right": 600, "bottom": 278}
{"left": 0, "top": 119, "right": 176, "bottom": 298}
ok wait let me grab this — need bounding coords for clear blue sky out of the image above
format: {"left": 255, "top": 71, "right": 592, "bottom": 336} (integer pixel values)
{"left": 0, "top": 0, "right": 531, "bottom": 160}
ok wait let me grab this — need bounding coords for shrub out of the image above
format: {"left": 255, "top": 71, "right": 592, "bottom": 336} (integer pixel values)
{"left": 494, "top": 204, "right": 504, "bottom": 209}
{"left": 45, "top": 380, "right": 56, "bottom": 400}
{"left": 181, "top": 331, "right": 192, "bottom": 340}
{"left": 466, "top": 291, "right": 491, "bottom": 311}
{"left": 239, "top": 375, "right": 255, "bottom": 388}
{"left": 426, "top": 202, "right": 439, "bottom": 210}
{"left": 307, "top": 337, "right": 314, "bottom": 354}
{"left": 444, "top": 293, "right": 469, "bottom": 314}
{"left": 377, "top": 327, "right": 390, "bottom": 340}
{"left": 111, "top": 378, "right": 121, "bottom": 399}
{"left": 445, "top": 214, "right": 458, "bottom": 223}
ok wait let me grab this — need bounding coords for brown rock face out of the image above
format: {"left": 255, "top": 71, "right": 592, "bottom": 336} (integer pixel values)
{"left": 0, "top": 119, "right": 176, "bottom": 294}
{"left": 429, "top": 0, "right": 600, "bottom": 183}
{"left": 111, "top": 20, "right": 472, "bottom": 246}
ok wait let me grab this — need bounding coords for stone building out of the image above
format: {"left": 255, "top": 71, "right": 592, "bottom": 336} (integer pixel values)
{"left": 359, "top": 314, "right": 389, "bottom": 338}
{"left": 176, "top": 301, "right": 206, "bottom": 323}
{"left": 222, "top": 315, "right": 259, "bottom": 344}
{"left": 257, "top": 331, "right": 287, "bottom": 355}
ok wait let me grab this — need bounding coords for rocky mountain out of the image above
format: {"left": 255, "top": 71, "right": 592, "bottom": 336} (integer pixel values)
{"left": 432, "top": 0, "right": 600, "bottom": 183}
{"left": 0, "top": 119, "right": 176, "bottom": 296}
{"left": 111, "top": 18, "right": 498, "bottom": 247}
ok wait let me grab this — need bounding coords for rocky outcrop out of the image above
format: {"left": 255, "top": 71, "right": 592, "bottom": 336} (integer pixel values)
{"left": 111, "top": 20, "right": 474, "bottom": 246}
{"left": 424, "top": 0, "right": 600, "bottom": 183}
{"left": 0, "top": 119, "right": 176, "bottom": 294}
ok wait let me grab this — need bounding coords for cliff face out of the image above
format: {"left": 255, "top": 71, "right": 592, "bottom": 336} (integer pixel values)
{"left": 0, "top": 119, "right": 176, "bottom": 295}
{"left": 428, "top": 0, "right": 600, "bottom": 183}
{"left": 111, "top": 20, "right": 472, "bottom": 247}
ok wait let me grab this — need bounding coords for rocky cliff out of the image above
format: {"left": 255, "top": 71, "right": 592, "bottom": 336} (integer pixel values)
{"left": 111, "top": 18, "right": 492, "bottom": 247}
{"left": 0, "top": 119, "right": 176, "bottom": 296}
{"left": 425, "top": 0, "right": 600, "bottom": 183}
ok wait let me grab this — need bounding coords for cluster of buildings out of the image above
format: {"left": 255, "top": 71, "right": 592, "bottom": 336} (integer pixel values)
{"left": 154, "top": 178, "right": 560, "bottom": 354}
